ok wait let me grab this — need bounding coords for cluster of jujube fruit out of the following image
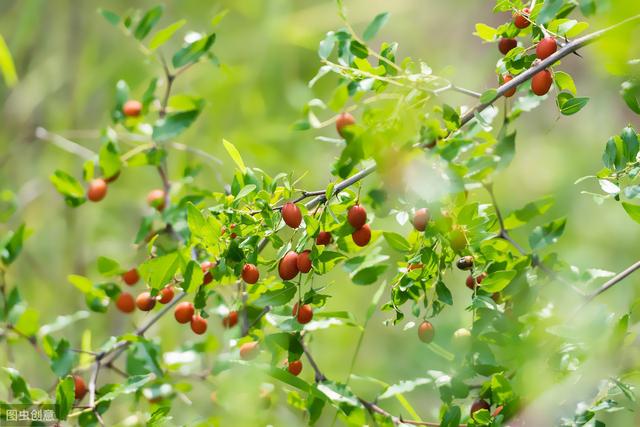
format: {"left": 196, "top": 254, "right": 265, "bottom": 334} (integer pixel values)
{"left": 497, "top": 8, "right": 557, "bottom": 97}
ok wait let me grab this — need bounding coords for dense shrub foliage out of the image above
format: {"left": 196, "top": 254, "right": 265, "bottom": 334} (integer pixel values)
{"left": 1, "top": 1, "right": 640, "bottom": 426}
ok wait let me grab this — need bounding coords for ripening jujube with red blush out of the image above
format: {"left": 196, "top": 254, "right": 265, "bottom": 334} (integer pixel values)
{"left": 281, "top": 202, "right": 302, "bottom": 229}
{"left": 242, "top": 263, "right": 259, "bottom": 284}
{"left": 352, "top": 224, "right": 371, "bottom": 247}
{"left": 335, "top": 112, "right": 356, "bottom": 137}
{"left": 190, "top": 314, "right": 208, "bottom": 335}
{"left": 466, "top": 275, "right": 476, "bottom": 290}
{"left": 470, "top": 399, "right": 491, "bottom": 417}
{"left": 158, "top": 286, "right": 174, "bottom": 304}
{"left": 201, "top": 260, "right": 214, "bottom": 285}
{"left": 531, "top": 69, "right": 553, "bottom": 96}
{"left": 239, "top": 341, "right": 259, "bottom": 360}
{"left": 293, "top": 303, "right": 313, "bottom": 324}
{"left": 536, "top": 37, "right": 557, "bottom": 60}
{"left": 513, "top": 8, "right": 530, "bottom": 29}
{"left": 296, "top": 250, "right": 312, "bottom": 273}
{"left": 87, "top": 179, "right": 108, "bottom": 202}
{"left": 136, "top": 292, "right": 156, "bottom": 311}
{"left": 347, "top": 204, "right": 367, "bottom": 229}
{"left": 316, "top": 231, "right": 332, "bottom": 245}
{"left": 147, "top": 189, "right": 166, "bottom": 211}
{"left": 174, "top": 302, "right": 195, "bottom": 324}
{"left": 73, "top": 375, "right": 87, "bottom": 400}
{"left": 412, "top": 208, "right": 430, "bottom": 232}
{"left": 501, "top": 75, "right": 517, "bottom": 98}
{"left": 288, "top": 360, "right": 303, "bottom": 376}
{"left": 222, "top": 310, "right": 238, "bottom": 328}
{"left": 498, "top": 37, "right": 517, "bottom": 55}
{"left": 278, "top": 251, "right": 299, "bottom": 281}
{"left": 122, "top": 99, "right": 142, "bottom": 117}
{"left": 116, "top": 292, "right": 135, "bottom": 313}
{"left": 418, "top": 320, "right": 435, "bottom": 343}
{"left": 122, "top": 268, "right": 140, "bottom": 286}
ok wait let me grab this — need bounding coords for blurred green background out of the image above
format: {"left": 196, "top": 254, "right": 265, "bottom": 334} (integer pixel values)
{"left": 1, "top": 0, "right": 640, "bottom": 425}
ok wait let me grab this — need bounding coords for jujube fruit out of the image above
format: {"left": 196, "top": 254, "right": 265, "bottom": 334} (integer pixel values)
{"left": 222, "top": 310, "right": 238, "bottom": 328}
{"left": 296, "top": 250, "right": 312, "bottom": 273}
{"left": 123, "top": 99, "right": 142, "bottom": 117}
{"left": 122, "top": 268, "right": 140, "bottom": 286}
{"left": 87, "top": 179, "right": 108, "bottom": 202}
{"left": 477, "top": 272, "right": 487, "bottom": 284}
{"left": 456, "top": 256, "right": 474, "bottom": 271}
{"left": 450, "top": 229, "right": 467, "bottom": 252}
{"left": 352, "top": 224, "right": 371, "bottom": 247}
{"left": 104, "top": 171, "right": 120, "bottom": 183}
{"left": 336, "top": 112, "right": 356, "bottom": 137}
{"left": 174, "top": 302, "right": 195, "bottom": 324}
{"left": 73, "top": 375, "right": 87, "bottom": 400}
{"left": 466, "top": 275, "right": 476, "bottom": 290}
{"left": 470, "top": 399, "right": 491, "bottom": 417}
{"left": 536, "top": 37, "right": 557, "bottom": 60}
{"left": 531, "top": 69, "right": 552, "bottom": 96}
{"left": 239, "top": 341, "right": 259, "bottom": 360}
{"left": 293, "top": 303, "right": 313, "bottom": 324}
{"left": 501, "top": 75, "right": 517, "bottom": 98}
{"left": 201, "top": 260, "right": 214, "bottom": 285}
{"left": 412, "top": 208, "right": 430, "bottom": 232}
{"left": 116, "top": 292, "right": 135, "bottom": 313}
{"left": 242, "top": 263, "right": 259, "bottom": 284}
{"left": 136, "top": 292, "right": 156, "bottom": 311}
{"left": 158, "top": 286, "right": 174, "bottom": 304}
{"left": 147, "top": 189, "right": 166, "bottom": 211}
{"left": 498, "top": 38, "right": 517, "bottom": 55}
{"left": 316, "top": 231, "right": 332, "bottom": 245}
{"left": 281, "top": 202, "right": 302, "bottom": 229}
{"left": 190, "top": 314, "right": 208, "bottom": 335}
{"left": 418, "top": 320, "right": 435, "bottom": 343}
{"left": 513, "top": 8, "right": 530, "bottom": 29}
{"left": 278, "top": 251, "right": 299, "bottom": 281}
{"left": 347, "top": 204, "right": 367, "bottom": 229}
{"left": 288, "top": 360, "right": 303, "bottom": 376}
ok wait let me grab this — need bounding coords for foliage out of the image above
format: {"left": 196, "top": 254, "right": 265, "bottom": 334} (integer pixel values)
{"left": 1, "top": 1, "right": 640, "bottom": 426}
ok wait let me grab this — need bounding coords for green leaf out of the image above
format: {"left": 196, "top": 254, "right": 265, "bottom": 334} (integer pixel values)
{"left": 436, "top": 280, "right": 453, "bottom": 305}
{"left": 503, "top": 196, "right": 554, "bottom": 229}
{"left": 0, "top": 34, "right": 18, "bottom": 87}
{"left": 529, "top": 217, "right": 567, "bottom": 250}
{"left": 98, "top": 9, "right": 120, "bottom": 26}
{"left": 50, "top": 170, "right": 86, "bottom": 207}
{"left": 182, "top": 260, "right": 204, "bottom": 292}
{"left": 222, "top": 139, "right": 247, "bottom": 173}
{"left": 318, "top": 32, "right": 336, "bottom": 60}
{"left": 149, "top": 19, "right": 186, "bottom": 50}
{"left": 96, "top": 374, "right": 154, "bottom": 403}
{"left": 49, "top": 338, "right": 75, "bottom": 377}
{"left": 152, "top": 109, "right": 202, "bottom": 142}
{"left": 352, "top": 265, "right": 387, "bottom": 285}
{"left": 3, "top": 367, "right": 31, "bottom": 402}
{"left": 349, "top": 40, "right": 368, "bottom": 59}
{"left": 479, "top": 270, "right": 517, "bottom": 293}
{"left": 479, "top": 89, "right": 498, "bottom": 104}
{"left": 621, "top": 126, "right": 639, "bottom": 162}
{"left": 126, "top": 341, "right": 163, "bottom": 377}
{"left": 1, "top": 223, "right": 27, "bottom": 265}
{"left": 211, "top": 9, "right": 229, "bottom": 27}
{"left": 134, "top": 5, "right": 163, "bottom": 40}
{"left": 441, "top": 405, "right": 461, "bottom": 427}
{"left": 537, "top": 0, "right": 563, "bottom": 24}
{"left": 363, "top": 12, "right": 389, "bottom": 41}
{"left": 558, "top": 95, "right": 589, "bottom": 115}
{"left": 382, "top": 232, "right": 410, "bottom": 252}
{"left": 554, "top": 71, "right": 577, "bottom": 95}
{"left": 56, "top": 376, "right": 75, "bottom": 420}
{"left": 495, "top": 130, "right": 515, "bottom": 170}
{"left": 99, "top": 139, "right": 121, "bottom": 179}
{"left": 473, "top": 23, "right": 497, "bottom": 42}
{"left": 622, "top": 202, "right": 640, "bottom": 224}
{"left": 579, "top": 0, "right": 597, "bottom": 16}
{"left": 172, "top": 33, "right": 216, "bottom": 68}
{"left": 97, "top": 256, "right": 121, "bottom": 276}
{"left": 254, "top": 282, "right": 297, "bottom": 306}
{"left": 621, "top": 80, "right": 640, "bottom": 114}
{"left": 138, "top": 252, "right": 182, "bottom": 289}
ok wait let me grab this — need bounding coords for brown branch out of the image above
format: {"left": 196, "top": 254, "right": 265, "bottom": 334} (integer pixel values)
{"left": 301, "top": 340, "right": 326, "bottom": 383}
{"left": 459, "top": 14, "right": 640, "bottom": 127}
{"left": 584, "top": 259, "right": 640, "bottom": 303}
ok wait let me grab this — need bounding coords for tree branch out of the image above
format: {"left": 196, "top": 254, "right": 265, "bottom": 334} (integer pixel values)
{"left": 459, "top": 14, "right": 640, "bottom": 127}
{"left": 584, "top": 259, "right": 640, "bottom": 303}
